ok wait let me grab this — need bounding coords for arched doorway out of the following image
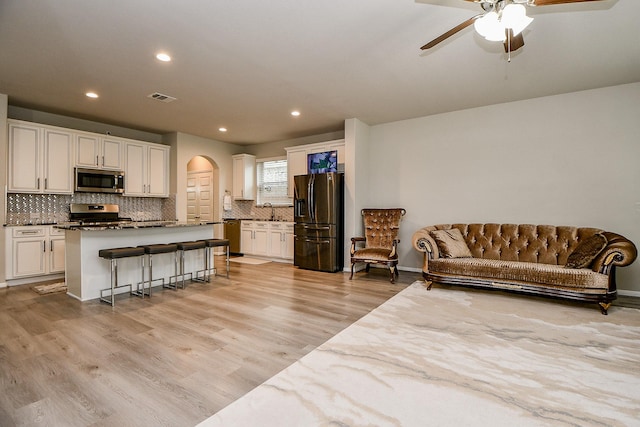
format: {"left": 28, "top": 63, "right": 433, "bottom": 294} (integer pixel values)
{"left": 186, "top": 156, "right": 219, "bottom": 224}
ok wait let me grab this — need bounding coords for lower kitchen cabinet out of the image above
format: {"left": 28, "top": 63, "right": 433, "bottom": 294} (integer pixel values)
{"left": 6, "top": 226, "right": 66, "bottom": 280}
{"left": 268, "top": 222, "right": 294, "bottom": 260}
{"left": 241, "top": 220, "right": 294, "bottom": 260}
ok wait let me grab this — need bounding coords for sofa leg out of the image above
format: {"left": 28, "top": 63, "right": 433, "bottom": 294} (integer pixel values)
{"left": 389, "top": 266, "right": 395, "bottom": 284}
{"left": 599, "top": 302, "right": 611, "bottom": 315}
{"left": 349, "top": 262, "right": 354, "bottom": 280}
{"left": 425, "top": 280, "right": 433, "bottom": 291}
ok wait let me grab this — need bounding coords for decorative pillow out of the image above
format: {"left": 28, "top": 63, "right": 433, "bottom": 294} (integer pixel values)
{"left": 565, "top": 233, "right": 608, "bottom": 269}
{"left": 430, "top": 228, "right": 473, "bottom": 258}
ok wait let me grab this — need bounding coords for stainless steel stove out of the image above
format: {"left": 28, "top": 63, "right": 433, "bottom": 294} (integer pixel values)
{"left": 69, "top": 204, "right": 131, "bottom": 226}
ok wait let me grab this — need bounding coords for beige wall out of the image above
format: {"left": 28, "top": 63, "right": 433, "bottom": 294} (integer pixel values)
{"left": 359, "top": 83, "right": 640, "bottom": 293}
{"left": 169, "top": 132, "right": 244, "bottom": 237}
{"left": 0, "top": 94, "right": 7, "bottom": 286}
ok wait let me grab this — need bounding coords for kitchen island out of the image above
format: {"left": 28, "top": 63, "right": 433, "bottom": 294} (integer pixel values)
{"left": 57, "top": 222, "right": 217, "bottom": 301}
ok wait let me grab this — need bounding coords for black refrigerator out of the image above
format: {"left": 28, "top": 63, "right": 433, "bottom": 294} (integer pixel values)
{"left": 293, "top": 172, "right": 344, "bottom": 272}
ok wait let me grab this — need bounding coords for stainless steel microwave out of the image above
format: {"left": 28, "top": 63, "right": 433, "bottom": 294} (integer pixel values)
{"left": 75, "top": 168, "right": 125, "bottom": 193}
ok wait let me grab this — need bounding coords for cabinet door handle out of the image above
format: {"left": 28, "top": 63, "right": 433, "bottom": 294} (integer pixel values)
{"left": 37, "top": 178, "right": 40, "bottom": 189}
{"left": 96, "top": 155, "right": 99, "bottom": 166}
{"left": 44, "top": 178, "right": 48, "bottom": 190}
{"left": 102, "top": 156, "right": 105, "bottom": 166}
{"left": 50, "top": 240, "right": 53, "bottom": 252}
{"left": 43, "top": 240, "right": 46, "bottom": 253}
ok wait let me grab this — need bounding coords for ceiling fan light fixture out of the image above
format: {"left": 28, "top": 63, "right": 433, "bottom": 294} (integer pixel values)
{"left": 501, "top": 4, "right": 533, "bottom": 36}
{"left": 474, "top": 12, "right": 505, "bottom": 41}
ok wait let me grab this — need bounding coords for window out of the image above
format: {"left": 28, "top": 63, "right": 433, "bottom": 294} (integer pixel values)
{"left": 256, "top": 158, "right": 291, "bottom": 206}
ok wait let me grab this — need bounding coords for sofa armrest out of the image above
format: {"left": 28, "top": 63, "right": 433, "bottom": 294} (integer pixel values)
{"left": 412, "top": 227, "right": 440, "bottom": 271}
{"left": 350, "top": 237, "right": 366, "bottom": 255}
{"left": 591, "top": 232, "right": 638, "bottom": 274}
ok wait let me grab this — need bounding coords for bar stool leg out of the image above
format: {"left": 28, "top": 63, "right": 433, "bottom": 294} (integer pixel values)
{"left": 225, "top": 244, "right": 230, "bottom": 278}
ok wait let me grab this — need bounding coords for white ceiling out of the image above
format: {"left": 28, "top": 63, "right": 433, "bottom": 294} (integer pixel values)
{"left": 0, "top": 0, "right": 638, "bottom": 145}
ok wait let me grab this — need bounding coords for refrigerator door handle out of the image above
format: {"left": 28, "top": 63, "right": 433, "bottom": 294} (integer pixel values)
{"left": 304, "top": 239, "right": 331, "bottom": 244}
{"left": 304, "top": 225, "right": 331, "bottom": 230}
{"left": 309, "top": 174, "right": 315, "bottom": 222}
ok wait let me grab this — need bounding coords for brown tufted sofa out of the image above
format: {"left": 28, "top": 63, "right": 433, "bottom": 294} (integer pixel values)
{"left": 412, "top": 224, "right": 637, "bottom": 314}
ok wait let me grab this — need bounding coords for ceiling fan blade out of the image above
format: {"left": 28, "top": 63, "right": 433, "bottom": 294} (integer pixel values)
{"left": 421, "top": 14, "right": 482, "bottom": 50}
{"left": 503, "top": 29, "right": 525, "bottom": 53}
{"left": 530, "top": 0, "right": 605, "bottom": 5}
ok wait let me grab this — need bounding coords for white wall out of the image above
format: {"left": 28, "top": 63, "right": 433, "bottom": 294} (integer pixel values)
{"left": 362, "top": 83, "right": 640, "bottom": 293}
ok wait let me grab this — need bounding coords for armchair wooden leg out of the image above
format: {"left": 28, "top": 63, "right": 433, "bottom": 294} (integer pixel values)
{"left": 389, "top": 265, "right": 396, "bottom": 283}
{"left": 349, "top": 262, "right": 355, "bottom": 280}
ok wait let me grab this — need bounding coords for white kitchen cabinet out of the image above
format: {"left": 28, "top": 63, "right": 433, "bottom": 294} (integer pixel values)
{"left": 49, "top": 227, "right": 66, "bottom": 274}
{"left": 6, "top": 226, "right": 66, "bottom": 279}
{"left": 285, "top": 139, "right": 344, "bottom": 197}
{"left": 8, "top": 120, "right": 74, "bottom": 194}
{"left": 76, "top": 133, "right": 123, "bottom": 170}
{"left": 242, "top": 220, "right": 293, "bottom": 260}
{"left": 241, "top": 220, "right": 268, "bottom": 256}
{"left": 124, "top": 141, "right": 169, "bottom": 197}
{"left": 268, "top": 222, "right": 294, "bottom": 260}
{"left": 232, "top": 154, "right": 256, "bottom": 200}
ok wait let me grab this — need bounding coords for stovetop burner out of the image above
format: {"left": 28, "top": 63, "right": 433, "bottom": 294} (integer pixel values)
{"left": 69, "top": 203, "right": 126, "bottom": 224}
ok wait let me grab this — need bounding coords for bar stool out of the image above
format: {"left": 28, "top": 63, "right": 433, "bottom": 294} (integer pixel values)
{"left": 197, "top": 238, "right": 230, "bottom": 281}
{"left": 98, "top": 246, "right": 145, "bottom": 306}
{"left": 174, "top": 240, "right": 207, "bottom": 288}
{"left": 139, "top": 243, "right": 179, "bottom": 293}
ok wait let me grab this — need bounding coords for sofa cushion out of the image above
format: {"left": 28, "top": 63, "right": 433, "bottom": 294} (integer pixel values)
{"left": 565, "top": 233, "right": 608, "bottom": 269}
{"left": 430, "top": 229, "right": 472, "bottom": 258}
{"left": 429, "top": 258, "right": 610, "bottom": 292}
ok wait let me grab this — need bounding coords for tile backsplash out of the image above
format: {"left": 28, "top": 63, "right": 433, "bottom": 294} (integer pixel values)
{"left": 223, "top": 199, "right": 293, "bottom": 221}
{"left": 5, "top": 193, "right": 176, "bottom": 225}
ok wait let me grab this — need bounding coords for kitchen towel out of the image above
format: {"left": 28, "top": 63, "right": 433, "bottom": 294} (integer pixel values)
{"left": 223, "top": 194, "right": 232, "bottom": 211}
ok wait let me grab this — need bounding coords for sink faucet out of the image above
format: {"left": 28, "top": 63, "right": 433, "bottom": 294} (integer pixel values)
{"left": 263, "top": 202, "right": 275, "bottom": 221}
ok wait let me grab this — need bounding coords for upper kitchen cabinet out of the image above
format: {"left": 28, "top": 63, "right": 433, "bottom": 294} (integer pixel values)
{"left": 75, "top": 133, "right": 123, "bottom": 170}
{"left": 232, "top": 154, "right": 256, "bottom": 200}
{"left": 124, "top": 141, "right": 169, "bottom": 197}
{"left": 8, "top": 120, "right": 74, "bottom": 194}
{"left": 284, "top": 139, "right": 345, "bottom": 197}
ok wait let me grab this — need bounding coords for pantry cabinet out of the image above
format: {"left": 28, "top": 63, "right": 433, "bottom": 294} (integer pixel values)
{"left": 75, "top": 133, "right": 123, "bottom": 170}
{"left": 8, "top": 121, "right": 74, "bottom": 194}
{"left": 6, "top": 226, "right": 66, "bottom": 279}
{"left": 232, "top": 154, "right": 256, "bottom": 200}
{"left": 284, "top": 139, "right": 344, "bottom": 197}
{"left": 124, "top": 141, "right": 169, "bottom": 197}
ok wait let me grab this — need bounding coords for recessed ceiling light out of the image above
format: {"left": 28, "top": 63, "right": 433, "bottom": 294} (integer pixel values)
{"left": 86, "top": 92, "right": 99, "bottom": 99}
{"left": 218, "top": 127, "right": 227, "bottom": 132}
{"left": 291, "top": 110, "right": 301, "bottom": 117}
{"left": 156, "top": 52, "right": 171, "bottom": 62}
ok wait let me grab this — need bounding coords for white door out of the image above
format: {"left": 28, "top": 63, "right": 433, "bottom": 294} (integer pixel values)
{"left": 186, "top": 171, "right": 213, "bottom": 223}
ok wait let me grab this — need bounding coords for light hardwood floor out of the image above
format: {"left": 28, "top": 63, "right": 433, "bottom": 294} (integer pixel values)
{"left": 0, "top": 259, "right": 419, "bottom": 426}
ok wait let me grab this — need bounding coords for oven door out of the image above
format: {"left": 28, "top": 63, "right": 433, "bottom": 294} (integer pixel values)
{"left": 75, "top": 168, "right": 125, "bottom": 193}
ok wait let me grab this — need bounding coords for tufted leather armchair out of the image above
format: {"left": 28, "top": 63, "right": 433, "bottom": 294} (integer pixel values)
{"left": 350, "top": 208, "right": 406, "bottom": 283}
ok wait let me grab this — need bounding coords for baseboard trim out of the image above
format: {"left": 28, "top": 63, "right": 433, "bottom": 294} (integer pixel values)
{"left": 618, "top": 289, "right": 640, "bottom": 298}
{"left": 0, "top": 281, "right": 6, "bottom": 289}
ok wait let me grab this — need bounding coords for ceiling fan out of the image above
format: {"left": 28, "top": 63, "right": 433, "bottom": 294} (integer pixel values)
{"left": 421, "top": 0, "right": 605, "bottom": 59}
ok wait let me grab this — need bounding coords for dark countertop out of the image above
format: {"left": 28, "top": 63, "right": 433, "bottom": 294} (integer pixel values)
{"left": 53, "top": 221, "right": 221, "bottom": 231}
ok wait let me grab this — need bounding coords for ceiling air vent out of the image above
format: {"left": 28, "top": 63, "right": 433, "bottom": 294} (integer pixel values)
{"left": 148, "top": 92, "right": 177, "bottom": 103}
